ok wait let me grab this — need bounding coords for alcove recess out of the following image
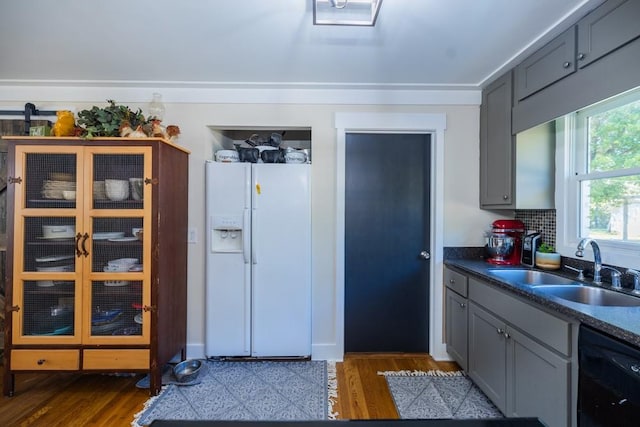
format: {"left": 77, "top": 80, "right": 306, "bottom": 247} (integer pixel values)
{"left": 209, "top": 127, "right": 312, "bottom": 162}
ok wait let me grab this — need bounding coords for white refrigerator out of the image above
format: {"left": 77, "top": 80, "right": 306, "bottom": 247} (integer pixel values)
{"left": 205, "top": 160, "right": 311, "bottom": 358}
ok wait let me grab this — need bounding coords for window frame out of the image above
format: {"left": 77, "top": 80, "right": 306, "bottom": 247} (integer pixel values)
{"left": 556, "top": 88, "right": 640, "bottom": 268}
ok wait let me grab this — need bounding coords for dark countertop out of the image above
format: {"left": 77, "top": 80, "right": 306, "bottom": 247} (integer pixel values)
{"left": 445, "top": 259, "right": 640, "bottom": 347}
{"left": 150, "top": 419, "right": 545, "bottom": 427}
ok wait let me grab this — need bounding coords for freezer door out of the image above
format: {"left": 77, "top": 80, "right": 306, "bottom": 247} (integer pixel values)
{"left": 251, "top": 164, "right": 311, "bottom": 357}
{"left": 205, "top": 161, "right": 252, "bottom": 357}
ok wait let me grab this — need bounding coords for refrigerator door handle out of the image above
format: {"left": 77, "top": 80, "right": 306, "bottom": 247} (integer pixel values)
{"left": 243, "top": 208, "right": 250, "bottom": 264}
{"left": 252, "top": 208, "right": 257, "bottom": 264}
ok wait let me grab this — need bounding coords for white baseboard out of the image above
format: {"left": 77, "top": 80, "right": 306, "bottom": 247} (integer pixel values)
{"left": 312, "top": 343, "right": 342, "bottom": 362}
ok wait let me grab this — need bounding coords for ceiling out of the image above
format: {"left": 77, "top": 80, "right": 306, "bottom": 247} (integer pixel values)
{"left": 0, "top": 0, "right": 605, "bottom": 91}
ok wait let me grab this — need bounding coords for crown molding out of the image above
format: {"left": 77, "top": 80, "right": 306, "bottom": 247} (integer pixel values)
{"left": 0, "top": 80, "right": 481, "bottom": 106}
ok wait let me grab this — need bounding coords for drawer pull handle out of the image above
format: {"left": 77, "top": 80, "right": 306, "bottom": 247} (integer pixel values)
{"left": 37, "top": 359, "right": 45, "bottom": 365}
{"left": 449, "top": 279, "right": 455, "bottom": 284}
{"left": 497, "top": 328, "right": 504, "bottom": 335}
{"left": 504, "top": 332, "right": 511, "bottom": 339}
{"left": 459, "top": 302, "right": 466, "bottom": 308}
{"left": 563, "top": 61, "right": 571, "bottom": 68}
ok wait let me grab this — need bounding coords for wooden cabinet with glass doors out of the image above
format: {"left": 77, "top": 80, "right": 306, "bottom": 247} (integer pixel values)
{"left": 2, "top": 137, "right": 189, "bottom": 396}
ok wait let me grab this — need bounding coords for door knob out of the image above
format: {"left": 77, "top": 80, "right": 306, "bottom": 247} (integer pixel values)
{"left": 419, "top": 251, "right": 430, "bottom": 260}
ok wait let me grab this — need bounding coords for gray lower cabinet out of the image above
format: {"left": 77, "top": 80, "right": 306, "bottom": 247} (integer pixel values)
{"left": 468, "top": 302, "right": 570, "bottom": 427}
{"left": 445, "top": 288, "right": 468, "bottom": 370}
{"left": 468, "top": 302, "right": 507, "bottom": 410}
{"left": 444, "top": 267, "right": 469, "bottom": 370}
{"left": 508, "top": 325, "right": 570, "bottom": 426}
{"left": 443, "top": 271, "right": 573, "bottom": 427}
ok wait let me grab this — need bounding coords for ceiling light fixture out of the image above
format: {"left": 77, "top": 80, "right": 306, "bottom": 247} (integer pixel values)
{"left": 313, "top": 0, "right": 382, "bottom": 26}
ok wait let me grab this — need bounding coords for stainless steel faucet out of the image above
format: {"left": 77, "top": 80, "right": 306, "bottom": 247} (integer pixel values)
{"left": 576, "top": 238, "right": 602, "bottom": 284}
{"left": 626, "top": 269, "right": 640, "bottom": 295}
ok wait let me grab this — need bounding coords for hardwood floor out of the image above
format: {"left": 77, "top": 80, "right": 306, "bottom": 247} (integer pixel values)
{"left": 0, "top": 354, "right": 459, "bottom": 426}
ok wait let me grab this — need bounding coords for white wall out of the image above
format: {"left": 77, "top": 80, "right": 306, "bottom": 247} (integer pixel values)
{"left": 0, "top": 86, "right": 504, "bottom": 360}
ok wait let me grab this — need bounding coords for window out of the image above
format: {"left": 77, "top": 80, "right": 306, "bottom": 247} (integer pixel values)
{"left": 558, "top": 88, "right": 640, "bottom": 265}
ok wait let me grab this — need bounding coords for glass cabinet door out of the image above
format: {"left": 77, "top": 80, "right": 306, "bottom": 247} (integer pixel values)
{"left": 84, "top": 148, "right": 151, "bottom": 343}
{"left": 12, "top": 148, "right": 82, "bottom": 343}
{"left": 11, "top": 146, "right": 151, "bottom": 344}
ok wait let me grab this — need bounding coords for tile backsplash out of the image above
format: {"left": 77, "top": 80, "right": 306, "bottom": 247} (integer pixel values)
{"left": 515, "top": 209, "right": 556, "bottom": 249}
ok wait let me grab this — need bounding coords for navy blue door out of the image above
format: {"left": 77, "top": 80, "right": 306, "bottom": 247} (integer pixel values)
{"left": 345, "top": 133, "right": 431, "bottom": 352}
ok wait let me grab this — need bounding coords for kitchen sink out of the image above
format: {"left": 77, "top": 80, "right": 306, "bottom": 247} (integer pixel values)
{"left": 532, "top": 285, "right": 640, "bottom": 307}
{"left": 486, "top": 269, "right": 577, "bottom": 286}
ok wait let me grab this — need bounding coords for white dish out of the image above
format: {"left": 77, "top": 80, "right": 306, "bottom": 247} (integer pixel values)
{"left": 108, "top": 237, "right": 139, "bottom": 242}
{"left": 93, "top": 232, "right": 125, "bottom": 240}
{"left": 36, "top": 264, "right": 74, "bottom": 272}
{"left": 104, "top": 280, "right": 129, "bottom": 287}
{"left": 134, "top": 313, "right": 143, "bottom": 324}
{"left": 36, "top": 280, "right": 55, "bottom": 287}
{"left": 35, "top": 254, "right": 75, "bottom": 263}
{"left": 42, "top": 225, "right": 75, "bottom": 239}
{"left": 128, "top": 264, "right": 143, "bottom": 272}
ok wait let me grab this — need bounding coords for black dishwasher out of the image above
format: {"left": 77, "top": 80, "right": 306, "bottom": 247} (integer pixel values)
{"left": 578, "top": 324, "right": 640, "bottom": 426}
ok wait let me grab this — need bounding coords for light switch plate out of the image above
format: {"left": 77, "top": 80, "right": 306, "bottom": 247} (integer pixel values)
{"left": 188, "top": 227, "right": 197, "bottom": 244}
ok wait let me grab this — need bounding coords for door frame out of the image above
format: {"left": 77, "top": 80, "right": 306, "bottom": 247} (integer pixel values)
{"left": 335, "top": 112, "right": 448, "bottom": 361}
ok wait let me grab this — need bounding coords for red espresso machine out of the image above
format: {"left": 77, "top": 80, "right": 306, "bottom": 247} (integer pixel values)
{"left": 486, "top": 219, "right": 526, "bottom": 265}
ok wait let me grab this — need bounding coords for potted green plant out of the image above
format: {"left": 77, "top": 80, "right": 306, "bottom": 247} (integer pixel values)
{"left": 536, "top": 243, "right": 561, "bottom": 270}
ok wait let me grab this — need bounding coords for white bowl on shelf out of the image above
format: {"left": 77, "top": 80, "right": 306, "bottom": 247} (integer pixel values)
{"left": 104, "top": 179, "right": 129, "bottom": 201}
{"left": 42, "top": 225, "right": 75, "bottom": 239}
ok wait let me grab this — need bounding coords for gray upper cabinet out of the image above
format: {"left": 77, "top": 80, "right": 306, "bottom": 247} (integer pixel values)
{"left": 512, "top": 0, "right": 640, "bottom": 133}
{"left": 480, "top": 71, "right": 514, "bottom": 208}
{"left": 515, "top": 27, "right": 576, "bottom": 101}
{"left": 577, "top": 0, "right": 640, "bottom": 69}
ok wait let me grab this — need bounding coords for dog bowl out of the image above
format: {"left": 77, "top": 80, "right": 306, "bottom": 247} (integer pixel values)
{"left": 173, "top": 359, "right": 202, "bottom": 383}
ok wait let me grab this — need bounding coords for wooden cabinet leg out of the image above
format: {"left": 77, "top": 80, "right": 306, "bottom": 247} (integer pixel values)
{"left": 3, "top": 370, "right": 15, "bottom": 397}
{"left": 149, "top": 367, "right": 161, "bottom": 396}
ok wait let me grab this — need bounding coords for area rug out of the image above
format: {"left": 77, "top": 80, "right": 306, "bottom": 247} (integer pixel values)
{"left": 379, "top": 370, "right": 503, "bottom": 419}
{"left": 133, "top": 360, "right": 337, "bottom": 426}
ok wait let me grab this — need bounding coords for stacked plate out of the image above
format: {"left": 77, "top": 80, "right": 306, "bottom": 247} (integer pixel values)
{"left": 41, "top": 180, "right": 76, "bottom": 199}
{"left": 93, "top": 181, "right": 107, "bottom": 200}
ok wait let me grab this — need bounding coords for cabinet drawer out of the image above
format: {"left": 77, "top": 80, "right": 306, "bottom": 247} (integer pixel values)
{"left": 444, "top": 267, "right": 468, "bottom": 297}
{"left": 11, "top": 349, "right": 79, "bottom": 370}
{"left": 469, "top": 278, "right": 571, "bottom": 356}
{"left": 83, "top": 349, "right": 149, "bottom": 370}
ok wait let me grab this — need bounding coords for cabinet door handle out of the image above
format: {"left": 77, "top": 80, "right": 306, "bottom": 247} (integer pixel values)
{"left": 459, "top": 302, "right": 466, "bottom": 309}
{"left": 37, "top": 359, "right": 45, "bottom": 365}
{"left": 563, "top": 61, "right": 571, "bottom": 68}
{"left": 504, "top": 332, "right": 511, "bottom": 339}
{"left": 497, "top": 328, "right": 504, "bottom": 335}
{"left": 502, "top": 195, "right": 509, "bottom": 200}
{"left": 75, "top": 233, "right": 83, "bottom": 257}
{"left": 577, "top": 53, "right": 585, "bottom": 61}
{"left": 449, "top": 279, "right": 455, "bottom": 284}
{"left": 81, "top": 233, "right": 89, "bottom": 257}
